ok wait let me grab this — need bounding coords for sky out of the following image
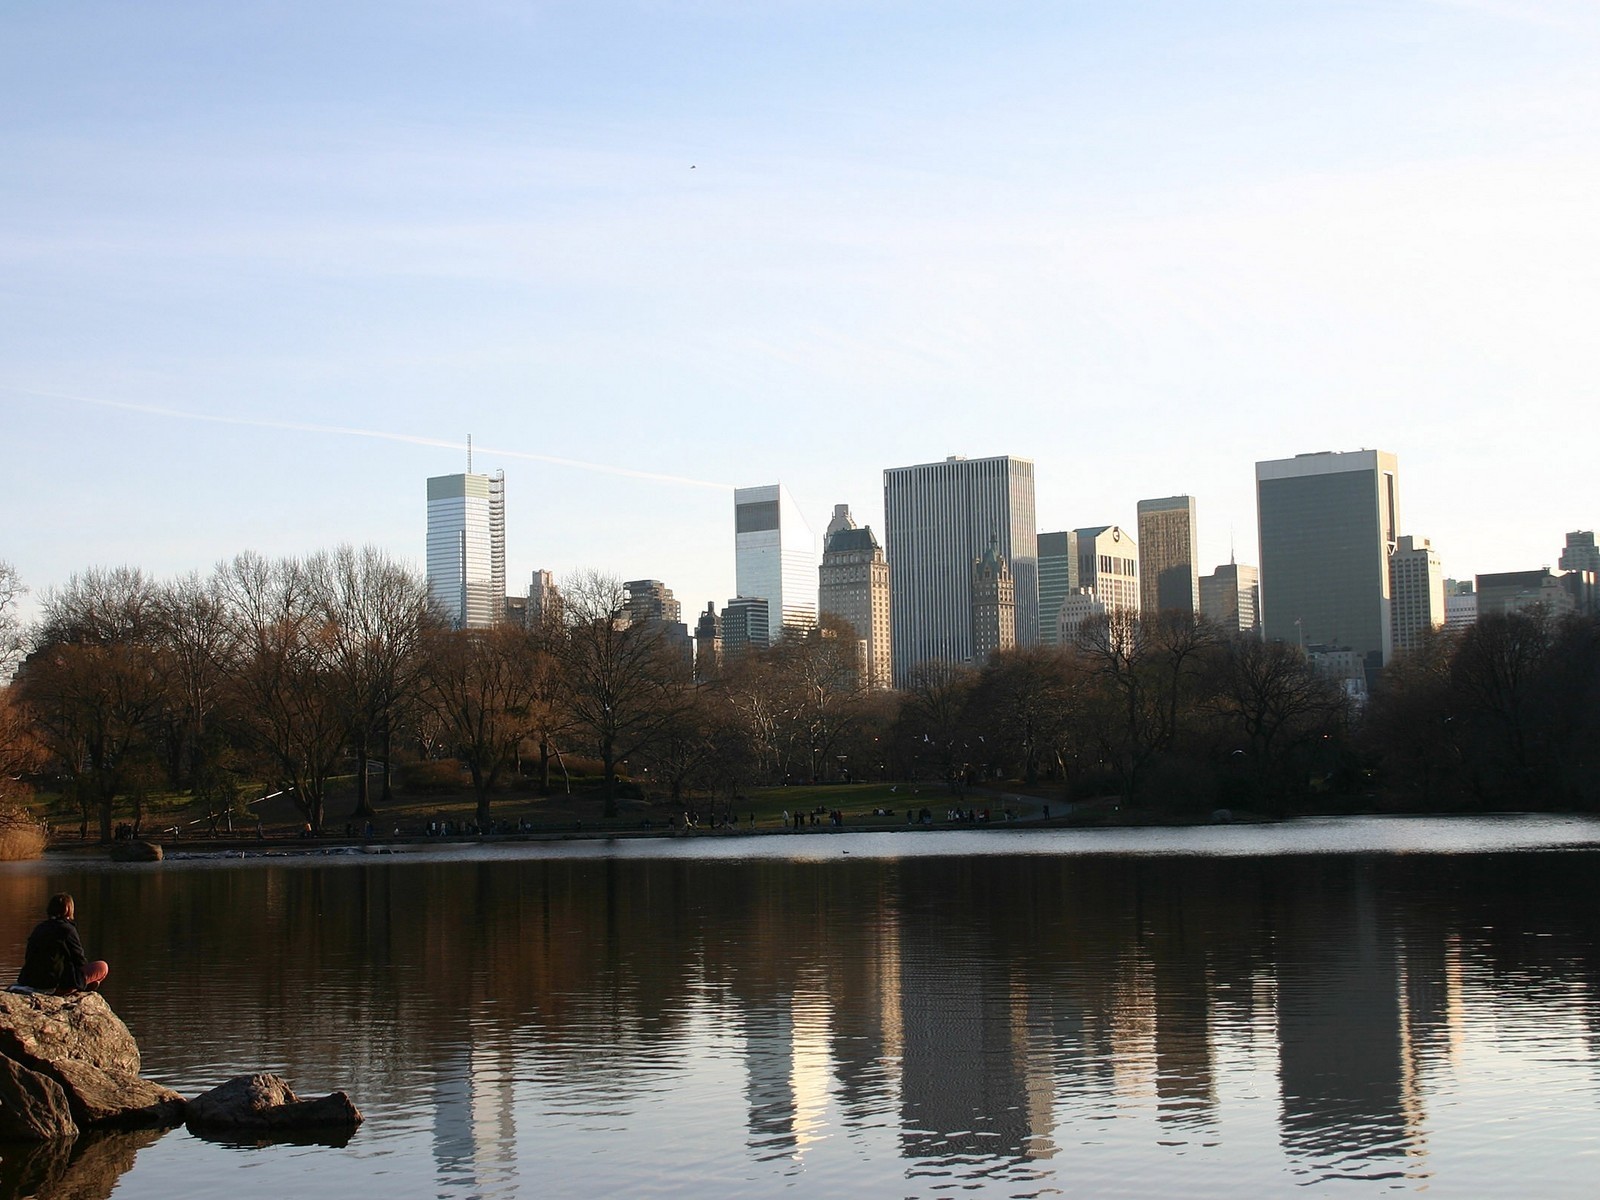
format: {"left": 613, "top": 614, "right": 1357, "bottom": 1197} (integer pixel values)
{"left": 3, "top": 0, "right": 1597, "bottom": 627}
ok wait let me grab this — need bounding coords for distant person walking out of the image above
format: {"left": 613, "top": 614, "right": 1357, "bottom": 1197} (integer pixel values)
{"left": 15, "top": 893, "right": 109, "bottom": 994}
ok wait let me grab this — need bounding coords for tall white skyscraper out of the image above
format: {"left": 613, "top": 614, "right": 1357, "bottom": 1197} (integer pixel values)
{"left": 734, "top": 483, "right": 817, "bottom": 644}
{"left": 427, "top": 470, "right": 506, "bottom": 629}
{"left": 883, "top": 454, "right": 1038, "bottom": 684}
{"left": 1256, "top": 449, "right": 1399, "bottom": 681}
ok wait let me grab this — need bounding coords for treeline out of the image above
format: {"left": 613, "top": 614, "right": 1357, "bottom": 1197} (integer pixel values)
{"left": 1, "top": 550, "right": 1597, "bottom": 841}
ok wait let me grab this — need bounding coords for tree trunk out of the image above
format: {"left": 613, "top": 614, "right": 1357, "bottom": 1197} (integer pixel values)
{"left": 351, "top": 728, "right": 376, "bottom": 820}
{"left": 380, "top": 721, "right": 395, "bottom": 804}
{"left": 601, "top": 738, "right": 618, "bottom": 819}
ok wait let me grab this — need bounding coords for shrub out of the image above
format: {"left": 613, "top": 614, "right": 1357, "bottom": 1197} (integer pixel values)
{"left": 0, "top": 803, "right": 46, "bottom": 862}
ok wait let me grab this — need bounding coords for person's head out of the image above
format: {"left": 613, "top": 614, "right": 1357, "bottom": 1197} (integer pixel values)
{"left": 46, "top": 893, "right": 75, "bottom": 921}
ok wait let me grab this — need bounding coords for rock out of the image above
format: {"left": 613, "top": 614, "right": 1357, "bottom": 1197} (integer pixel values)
{"left": 185, "top": 1073, "right": 362, "bottom": 1133}
{"left": 108, "top": 840, "right": 163, "bottom": 862}
{"left": 50, "top": 1059, "right": 186, "bottom": 1129}
{"left": 0, "top": 989, "right": 183, "bottom": 1133}
{"left": 0, "top": 991, "right": 142, "bottom": 1079}
{"left": 0, "top": 1053, "right": 77, "bottom": 1140}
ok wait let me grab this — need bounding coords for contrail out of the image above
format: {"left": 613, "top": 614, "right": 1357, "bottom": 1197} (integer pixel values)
{"left": 2, "top": 386, "right": 735, "bottom": 492}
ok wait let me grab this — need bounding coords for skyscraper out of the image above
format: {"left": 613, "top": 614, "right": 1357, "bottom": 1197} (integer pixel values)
{"left": 883, "top": 455, "right": 1038, "bottom": 684}
{"left": 818, "top": 503, "right": 893, "bottom": 689}
{"left": 734, "top": 483, "right": 817, "bottom": 645}
{"left": 720, "top": 596, "right": 770, "bottom": 660}
{"left": 1199, "top": 560, "right": 1260, "bottom": 637}
{"left": 1036, "top": 531, "right": 1078, "bottom": 647}
{"left": 1388, "top": 535, "right": 1444, "bottom": 655}
{"left": 426, "top": 470, "right": 506, "bottom": 629}
{"left": 1074, "top": 525, "right": 1139, "bottom": 613}
{"left": 1559, "top": 531, "right": 1599, "bottom": 575}
{"left": 1255, "top": 449, "right": 1399, "bottom": 681}
{"left": 1135, "top": 495, "right": 1199, "bottom": 614}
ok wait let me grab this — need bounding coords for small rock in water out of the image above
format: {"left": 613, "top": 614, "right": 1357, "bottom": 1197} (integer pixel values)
{"left": 185, "top": 1073, "right": 363, "bottom": 1133}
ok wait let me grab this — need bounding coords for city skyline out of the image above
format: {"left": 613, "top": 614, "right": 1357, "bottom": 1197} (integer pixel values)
{"left": 5, "top": 3, "right": 1598, "bottom": 624}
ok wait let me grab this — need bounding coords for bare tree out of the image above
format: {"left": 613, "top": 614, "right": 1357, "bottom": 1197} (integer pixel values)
{"left": 154, "top": 571, "right": 234, "bottom": 793}
{"left": 312, "top": 546, "right": 438, "bottom": 820}
{"left": 556, "top": 571, "right": 692, "bottom": 819}
{"left": 420, "top": 623, "right": 544, "bottom": 829}
{"left": 0, "top": 561, "right": 25, "bottom": 679}
{"left": 19, "top": 568, "right": 169, "bottom": 840}
{"left": 1212, "top": 635, "right": 1345, "bottom": 807}
{"left": 215, "top": 553, "right": 345, "bottom": 835}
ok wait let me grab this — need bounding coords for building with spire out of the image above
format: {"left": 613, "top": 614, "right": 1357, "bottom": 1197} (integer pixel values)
{"left": 426, "top": 468, "right": 506, "bottom": 629}
{"left": 970, "top": 535, "right": 1017, "bottom": 663}
{"left": 1199, "top": 559, "right": 1260, "bottom": 637}
{"left": 818, "top": 503, "right": 893, "bottom": 689}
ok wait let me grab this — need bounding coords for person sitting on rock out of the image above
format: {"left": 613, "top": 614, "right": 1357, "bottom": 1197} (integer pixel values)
{"left": 15, "top": 893, "right": 109, "bottom": 994}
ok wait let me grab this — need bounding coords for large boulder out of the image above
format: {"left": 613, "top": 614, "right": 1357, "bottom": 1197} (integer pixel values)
{"left": 0, "top": 989, "right": 183, "bottom": 1132}
{"left": 0, "top": 991, "right": 142, "bottom": 1078}
{"left": 0, "top": 1053, "right": 77, "bottom": 1140}
{"left": 185, "top": 1073, "right": 362, "bottom": 1133}
{"left": 50, "top": 1059, "right": 186, "bottom": 1129}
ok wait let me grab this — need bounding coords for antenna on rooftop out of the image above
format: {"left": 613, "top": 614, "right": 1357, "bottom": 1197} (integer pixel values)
{"left": 467, "top": 434, "right": 473, "bottom": 474}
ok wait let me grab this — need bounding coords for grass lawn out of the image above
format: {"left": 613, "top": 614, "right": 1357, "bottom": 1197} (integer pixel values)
{"left": 34, "top": 776, "right": 1059, "bottom": 847}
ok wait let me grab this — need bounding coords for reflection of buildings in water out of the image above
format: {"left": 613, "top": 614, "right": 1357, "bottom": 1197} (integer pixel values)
{"left": 828, "top": 906, "right": 903, "bottom": 1127}
{"left": 1275, "top": 863, "right": 1410, "bottom": 1166}
{"left": 743, "top": 998, "right": 796, "bottom": 1153}
{"left": 432, "top": 1041, "right": 518, "bottom": 1195}
{"left": 896, "top": 930, "right": 1038, "bottom": 1160}
{"left": 743, "top": 985, "right": 833, "bottom": 1163}
{"left": 1150, "top": 953, "right": 1218, "bottom": 1130}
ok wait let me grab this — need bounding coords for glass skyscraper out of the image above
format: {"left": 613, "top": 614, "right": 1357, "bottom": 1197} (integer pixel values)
{"left": 883, "top": 454, "right": 1038, "bottom": 684}
{"left": 734, "top": 483, "right": 817, "bottom": 644}
{"left": 426, "top": 470, "right": 506, "bottom": 629}
{"left": 1255, "top": 449, "right": 1398, "bottom": 680}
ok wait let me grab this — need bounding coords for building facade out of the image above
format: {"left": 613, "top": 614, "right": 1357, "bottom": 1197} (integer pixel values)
{"left": 1388, "top": 535, "right": 1444, "bottom": 655}
{"left": 735, "top": 483, "right": 817, "bottom": 645}
{"left": 693, "top": 602, "right": 721, "bottom": 682}
{"left": 1074, "top": 525, "right": 1140, "bottom": 614}
{"left": 1256, "top": 449, "right": 1399, "bottom": 682}
{"left": 1199, "top": 560, "right": 1260, "bottom": 637}
{"left": 1036, "top": 531, "right": 1077, "bottom": 647}
{"left": 817, "top": 504, "right": 893, "bottom": 689}
{"left": 1444, "top": 582, "right": 1478, "bottom": 631}
{"left": 1135, "top": 495, "right": 1199, "bottom": 614}
{"left": 426, "top": 470, "right": 506, "bottom": 629}
{"left": 969, "top": 537, "right": 1017, "bottom": 663}
{"left": 1559, "top": 531, "right": 1599, "bottom": 575}
{"left": 527, "top": 569, "right": 561, "bottom": 627}
{"left": 883, "top": 455, "right": 1038, "bottom": 684}
{"left": 1056, "top": 588, "right": 1106, "bottom": 647}
{"left": 720, "top": 596, "right": 770, "bottom": 660}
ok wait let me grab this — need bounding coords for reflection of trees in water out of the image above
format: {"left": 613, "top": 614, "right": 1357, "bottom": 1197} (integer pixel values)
{"left": 4, "top": 847, "right": 1600, "bottom": 1189}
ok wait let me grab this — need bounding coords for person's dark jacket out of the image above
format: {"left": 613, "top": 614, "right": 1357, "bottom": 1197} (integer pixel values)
{"left": 15, "top": 916, "right": 87, "bottom": 991}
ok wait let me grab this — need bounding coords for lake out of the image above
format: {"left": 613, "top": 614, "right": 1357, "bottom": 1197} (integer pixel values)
{"left": 4, "top": 815, "right": 1600, "bottom": 1198}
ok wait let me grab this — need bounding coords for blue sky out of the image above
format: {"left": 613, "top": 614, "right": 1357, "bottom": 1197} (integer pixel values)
{"left": 4, "top": 0, "right": 1597, "bottom": 623}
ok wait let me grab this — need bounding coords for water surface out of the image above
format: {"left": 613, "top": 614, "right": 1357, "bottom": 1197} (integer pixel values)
{"left": 3, "top": 815, "right": 1599, "bottom": 1198}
